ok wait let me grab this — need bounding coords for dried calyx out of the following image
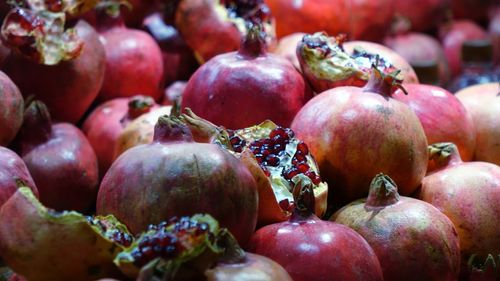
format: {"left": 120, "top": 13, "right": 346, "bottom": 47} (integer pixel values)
{"left": 0, "top": 0, "right": 99, "bottom": 64}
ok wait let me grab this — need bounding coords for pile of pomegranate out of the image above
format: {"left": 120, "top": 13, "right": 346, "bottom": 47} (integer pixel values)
{"left": 0, "top": 0, "right": 498, "bottom": 280}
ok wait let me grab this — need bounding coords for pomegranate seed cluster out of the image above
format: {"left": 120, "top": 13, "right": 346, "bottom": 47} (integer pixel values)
{"left": 130, "top": 216, "right": 211, "bottom": 266}
{"left": 229, "top": 126, "right": 322, "bottom": 186}
{"left": 87, "top": 217, "right": 133, "bottom": 247}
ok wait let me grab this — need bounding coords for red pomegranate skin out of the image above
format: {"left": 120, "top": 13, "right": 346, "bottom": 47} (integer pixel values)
{"left": 97, "top": 123, "right": 258, "bottom": 245}
{"left": 82, "top": 96, "right": 157, "bottom": 176}
{"left": 97, "top": 16, "right": 164, "bottom": 102}
{"left": 273, "top": 32, "right": 305, "bottom": 71}
{"left": 16, "top": 102, "right": 99, "bottom": 212}
{"left": 384, "top": 33, "right": 450, "bottom": 85}
{"left": 0, "top": 147, "right": 38, "bottom": 209}
{"left": 291, "top": 75, "right": 428, "bottom": 205}
{"left": 182, "top": 29, "right": 312, "bottom": 129}
{"left": 455, "top": 83, "right": 500, "bottom": 165}
{"left": 0, "top": 71, "right": 23, "bottom": 146}
{"left": 451, "top": 0, "right": 495, "bottom": 22}
{"left": 2, "top": 20, "right": 105, "bottom": 124}
{"left": 439, "top": 20, "right": 488, "bottom": 77}
{"left": 420, "top": 143, "right": 500, "bottom": 264}
{"left": 332, "top": 174, "right": 461, "bottom": 281}
{"left": 393, "top": 84, "right": 476, "bottom": 161}
{"left": 248, "top": 214, "right": 384, "bottom": 281}
{"left": 393, "top": 0, "right": 450, "bottom": 32}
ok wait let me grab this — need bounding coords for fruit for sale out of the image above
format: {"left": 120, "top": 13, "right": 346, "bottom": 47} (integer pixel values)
{"left": 0, "top": 71, "right": 23, "bottom": 146}
{"left": 297, "top": 32, "right": 418, "bottom": 93}
{"left": 420, "top": 143, "right": 500, "bottom": 271}
{"left": 291, "top": 66, "right": 428, "bottom": 206}
{"left": 332, "top": 173, "right": 461, "bottom": 281}
{"left": 175, "top": 0, "right": 275, "bottom": 63}
{"left": 97, "top": 112, "right": 258, "bottom": 246}
{"left": 182, "top": 23, "right": 311, "bottom": 129}
{"left": 181, "top": 109, "right": 328, "bottom": 225}
{"left": 392, "top": 84, "right": 476, "bottom": 161}
{"left": 0, "top": 187, "right": 131, "bottom": 281}
{"left": 95, "top": 2, "right": 164, "bottom": 101}
{"left": 0, "top": 147, "right": 37, "bottom": 208}
{"left": 455, "top": 83, "right": 500, "bottom": 165}
{"left": 248, "top": 175, "right": 384, "bottom": 281}
{"left": 15, "top": 100, "right": 99, "bottom": 212}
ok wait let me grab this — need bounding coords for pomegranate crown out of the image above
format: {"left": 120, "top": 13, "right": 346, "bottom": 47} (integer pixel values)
{"left": 364, "top": 57, "right": 408, "bottom": 96}
{"left": 428, "top": 142, "right": 462, "bottom": 169}
{"left": 365, "top": 173, "right": 401, "bottom": 208}
{"left": 238, "top": 21, "right": 267, "bottom": 57}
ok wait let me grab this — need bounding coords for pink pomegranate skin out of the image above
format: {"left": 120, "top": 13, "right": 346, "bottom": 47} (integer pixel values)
{"left": 0, "top": 147, "right": 38, "bottom": 209}
{"left": 456, "top": 83, "right": 500, "bottom": 165}
{"left": 97, "top": 16, "right": 164, "bottom": 102}
{"left": 384, "top": 33, "right": 450, "bottom": 85}
{"left": 182, "top": 27, "right": 312, "bottom": 129}
{"left": 0, "top": 71, "right": 23, "bottom": 146}
{"left": 393, "top": 0, "right": 450, "bottom": 32}
{"left": 291, "top": 73, "right": 428, "bottom": 205}
{"left": 420, "top": 143, "right": 500, "bottom": 267}
{"left": 248, "top": 207, "right": 384, "bottom": 281}
{"left": 82, "top": 96, "right": 157, "bottom": 176}
{"left": 97, "top": 118, "right": 259, "bottom": 245}
{"left": 2, "top": 20, "right": 105, "bottom": 124}
{"left": 16, "top": 101, "right": 99, "bottom": 212}
{"left": 393, "top": 84, "right": 476, "bottom": 161}
{"left": 332, "top": 174, "right": 461, "bottom": 281}
{"left": 439, "top": 20, "right": 488, "bottom": 77}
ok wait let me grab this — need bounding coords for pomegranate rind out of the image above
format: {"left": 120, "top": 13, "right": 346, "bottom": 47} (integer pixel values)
{"left": 0, "top": 187, "right": 129, "bottom": 281}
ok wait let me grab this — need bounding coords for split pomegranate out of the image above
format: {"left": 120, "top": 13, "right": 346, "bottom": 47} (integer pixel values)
{"left": 1, "top": 7, "right": 105, "bottom": 123}
{"left": 0, "top": 147, "right": 38, "bottom": 208}
{"left": 332, "top": 173, "right": 461, "bottom": 281}
{"left": 384, "top": 32, "right": 450, "bottom": 85}
{"left": 439, "top": 20, "right": 488, "bottom": 77}
{"left": 181, "top": 109, "right": 328, "bottom": 225}
{"left": 0, "top": 71, "right": 23, "bottom": 146}
{"left": 392, "top": 0, "right": 450, "bottom": 32}
{"left": 175, "top": 0, "right": 275, "bottom": 63}
{"left": 392, "top": 84, "right": 476, "bottom": 161}
{"left": 247, "top": 176, "right": 384, "bottom": 281}
{"left": 14, "top": 100, "right": 99, "bottom": 212}
{"left": 291, "top": 67, "right": 428, "bottom": 206}
{"left": 182, "top": 24, "right": 312, "bottom": 129}
{"left": 95, "top": 3, "right": 164, "bottom": 101}
{"left": 0, "top": 187, "right": 131, "bottom": 281}
{"left": 113, "top": 105, "right": 172, "bottom": 158}
{"left": 82, "top": 95, "right": 157, "bottom": 177}
{"left": 97, "top": 112, "right": 259, "bottom": 246}
{"left": 455, "top": 83, "right": 500, "bottom": 165}
{"left": 419, "top": 142, "right": 500, "bottom": 274}
{"left": 297, "top": 33, "right": 418, "bottom": 93}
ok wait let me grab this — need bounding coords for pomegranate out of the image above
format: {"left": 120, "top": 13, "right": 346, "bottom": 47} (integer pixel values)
{"left": 291, "top": 67, "right": 428, "bottom": 206}
{"left": 451, "top": 0, "right": 495, "bottom": 22}
{"left": 142, "top": 12, "right": 199, "bottom": 87}
{"left": 82, "top": 95, "right": 157, "bottom": 177}
{"left": 0, "top": 71, "right": 23, "bottom": 146}
{"left": 392, "top": 0, "right": 450, "bottom": 32}
{"left": 15, "top": 100, "right": 99, "bottom": 212}
{"left": 162, "top": 81, "right": 186, "bottom": 106}
{"left": 384, "top": 32, "right": 450, "bottom": 85}
{"left": 1, "top": 7, "right": 105, "bottom": 123}
{"left": 265, "top": 0, "right": 394, "bottom": 41}
{"left": 297, "top": 33, "right": 418, "bottom": 93}
{"left": 97, "top": 112, "right": 259, "bottom": 245}
{"left": 490, "top": 6, "right": 500, "bottom": 64}
{"left": 392, "top": 84, "right": 476, "bottom": 161}
{"left": 332, "top": 173, "right": 461, "bottom": 281}
{"left": 114, "top": 105, "right": 172, "bottom": 158}
{"left": 455, "top": 83, "right": 500, "bottom": 165}
{"left": 182, "top": 24, "right": 312, "bottom": 129}
{"left": 273, "top": 32, "right": 306, "bottom": 71}
{"left": 247, "top": 176, "right": 384, "bottom": 281}
{"left": 175, "top": 0, "right": 275, "bottom": 64}
{"left": 0, "top": 187, "right": 131, "bottom": 281}
{"left": 95, "top": 4, "right": 164, "bottom": 102}
{"left": 181, "top": 109, "right": 328, "bottom": 226}
{"left": 419, "top": 142, "right": 500, "bottom": 274}
{"left": 439, "top": 20, "right": 488, "bottom": 77}
{"left": 0, "top": 147, "right": 38, "bottom": 209}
